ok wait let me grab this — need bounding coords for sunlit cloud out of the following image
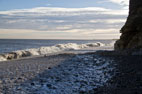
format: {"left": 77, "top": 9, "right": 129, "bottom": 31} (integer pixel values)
{"left": 0, "top": 7, "right": 128, "bottom": 39}
{"left": 0, "top": 28, "right": 121, "bottom": 39}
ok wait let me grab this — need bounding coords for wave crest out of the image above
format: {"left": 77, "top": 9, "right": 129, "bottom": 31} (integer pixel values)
{"left": 0, "top": 42, "right": 104, "bottom": 61}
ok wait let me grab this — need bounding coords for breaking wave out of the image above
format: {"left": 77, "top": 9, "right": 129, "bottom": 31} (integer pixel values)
{"left": 0, "top": 42, "right": 105, "bottom": 62}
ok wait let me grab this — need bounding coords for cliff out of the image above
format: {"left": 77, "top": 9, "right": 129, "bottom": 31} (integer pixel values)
{"left": 115, "top": 0, "right": 142, "bottom": 50}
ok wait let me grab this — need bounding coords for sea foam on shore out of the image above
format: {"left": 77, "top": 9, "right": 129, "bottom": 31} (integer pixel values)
{"left": 0, "top": 42, "right": 105, "bottom": 61}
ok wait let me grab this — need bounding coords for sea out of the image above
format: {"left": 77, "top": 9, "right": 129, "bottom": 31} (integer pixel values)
{"left": 0, "top": 39, "right": 114, "bottom": 54}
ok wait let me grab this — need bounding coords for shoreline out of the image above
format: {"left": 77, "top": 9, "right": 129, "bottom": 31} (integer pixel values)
{"left": 0, "top": 42, "right": 113, "bottom": 62}
{"left": 0, "top": 42, "right": 108, "bottom": 62}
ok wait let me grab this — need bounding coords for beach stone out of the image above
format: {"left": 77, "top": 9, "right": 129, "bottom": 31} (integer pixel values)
{"left": 0, "top": 80, "right": 2, "bottom": 84}
{"left": 46, "top": 84, "right": 52, "bottom": 88}
{"left": 30, "top": 82, "right": 35, "bottom": 86}
{"left": 48, "top": 67, "right": 51, "bottom": 69}
{"left": 115, "top": 0, "right": 142, "bottom": 50}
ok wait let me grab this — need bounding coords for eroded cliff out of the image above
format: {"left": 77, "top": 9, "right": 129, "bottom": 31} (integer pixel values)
{"left": 115, "top": 0, "right": 142, "bottom": 50}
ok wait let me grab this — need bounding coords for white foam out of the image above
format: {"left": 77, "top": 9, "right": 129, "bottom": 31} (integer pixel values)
{"left": 107, "top": 41, "right": 116, "bottom": 46}
{"left": 0, "top": 55, "right": 7, "bottom": 61}
{"left": 0, "top": 42, "right": 105, "bottom": 62}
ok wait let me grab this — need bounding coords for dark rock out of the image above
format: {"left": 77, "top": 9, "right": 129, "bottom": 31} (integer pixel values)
{"left": 48, "top": 67, "right": 51, "bottom": 69}
{"left": 79, "top": 90, "right": 86, "bottom": 94}
{"left": 30, "top": 82, "right": 35, "bottom": 86}
{"left": 115, "top": 0, "right": 142, "bottom": 50}
{"left": 46, "top": 84, "right": 52, "bottom": 88}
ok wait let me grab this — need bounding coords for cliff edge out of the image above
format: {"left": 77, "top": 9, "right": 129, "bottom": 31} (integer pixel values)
{"left": 115, "top": 0, "right": 142, "bottom": 50}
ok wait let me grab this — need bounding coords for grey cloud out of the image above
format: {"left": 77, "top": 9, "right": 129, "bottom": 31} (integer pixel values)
{"left": 0, "top": 7, "right": 128, "bottom": 32}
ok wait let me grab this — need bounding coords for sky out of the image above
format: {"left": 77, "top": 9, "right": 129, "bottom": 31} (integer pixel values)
{"left": 0, "top": 0, "right": 129, "bottom": 39}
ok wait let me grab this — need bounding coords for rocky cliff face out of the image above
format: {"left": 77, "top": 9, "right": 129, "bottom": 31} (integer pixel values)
{"left": 115, "top": 0, "right": 142, "bottom": 50}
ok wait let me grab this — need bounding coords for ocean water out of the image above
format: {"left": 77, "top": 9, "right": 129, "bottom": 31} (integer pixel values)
{"left": 0, "top": 39, "right": 114, "bottom": 54}
{"left": 0, "top": 39, "right": 116, "bottom": 61}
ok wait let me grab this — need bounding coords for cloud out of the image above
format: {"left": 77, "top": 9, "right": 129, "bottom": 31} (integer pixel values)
{"left": 0, "top": 7, "right": 128, "bottom": 39}
{"left": 0, "top": 28, "right": 121, "bottom": 39}
{"left": 89, "top": 19, "right": 126, "bottom": 24}
{"left": 108, "top": 0, "right": 129, "bottom": 6}
{"left": 108, "top": 0, "right": 129, "bottom": 9}
{"left": 0, "top": 7, "right": 128, "bottom": 16}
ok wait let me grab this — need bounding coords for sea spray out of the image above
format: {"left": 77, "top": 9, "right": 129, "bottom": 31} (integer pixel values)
{"left": 0, "top": 42, "right": 105, "bottom": 61}
{"left": 0, "top": 55, "right": 7, "bottom": 61}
